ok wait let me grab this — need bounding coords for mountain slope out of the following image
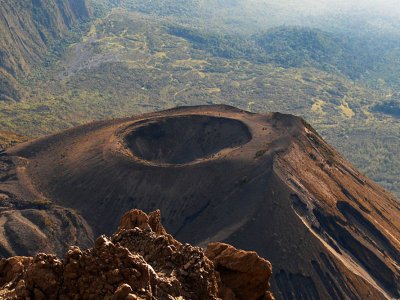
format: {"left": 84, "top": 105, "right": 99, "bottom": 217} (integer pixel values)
{"left": 0, "top": 0, "right": 91, "bottom": 101}
{"left": 3, "top": 105, "right": 399, "bottom": 299}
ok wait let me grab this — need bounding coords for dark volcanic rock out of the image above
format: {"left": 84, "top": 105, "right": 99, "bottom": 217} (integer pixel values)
{"left": 206, "top": 242, "right": 273, "bottom": 300}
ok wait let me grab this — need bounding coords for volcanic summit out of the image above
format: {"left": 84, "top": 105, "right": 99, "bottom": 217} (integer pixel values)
{"left": 0, "top": 105, "right": 399, "bottom": 299}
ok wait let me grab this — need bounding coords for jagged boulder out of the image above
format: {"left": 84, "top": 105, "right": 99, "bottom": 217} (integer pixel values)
{"left": 0, "top": 210, "right": 274, "bottom": 299}
{"left": 206, "top": 243, "right": 274, "bottom": 300}
{"left": 119, "top": 209, "right": 168, "bottom": 236}
{"left": 115, "top": 209, "right": 220, "bottom": 299}
{"left": 119, "top": 209, "right": 152, "bottom": 232}
{"left": 0, "top": 257, "right": 32, "bottom": 287}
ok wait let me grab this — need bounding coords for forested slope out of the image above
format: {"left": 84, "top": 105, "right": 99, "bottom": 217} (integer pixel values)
{"left": 0, "top": 0, "right": 91, "bottom": 101}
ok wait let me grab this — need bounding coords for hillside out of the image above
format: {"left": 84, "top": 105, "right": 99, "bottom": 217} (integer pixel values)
{"left": 0, "top": 0, "right": 91, "bottom": 101}
{"left": 2, "top": 105, "right": 399, "bottom": 299}
{"left": 170, "top": 25, "right": 398, "bottom": 80}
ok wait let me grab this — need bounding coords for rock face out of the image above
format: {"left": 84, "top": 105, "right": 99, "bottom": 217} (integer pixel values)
{"left": 206, "top": 243, "right": 273, "bottom": 300}
{"left": 3, "top": 105, "right": 400, "bottom": 299}
{"left": 0, "top": 209, "right": 274, "bottom": 299}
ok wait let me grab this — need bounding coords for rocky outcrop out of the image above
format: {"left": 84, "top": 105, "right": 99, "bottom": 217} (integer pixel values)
{"left": 0, "top": 209, "right": 274, "bottom": 299}
{"left": 0, "top": 257, "right": 32, "bottom": 286}
{"left": 206, "top": 243, "right": 274, "bottom": 300}
{"left": 119, "top": 209, "right": 168, "bottom": 236}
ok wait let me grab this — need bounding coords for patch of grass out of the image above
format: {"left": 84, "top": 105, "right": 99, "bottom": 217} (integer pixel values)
{"left": 33, "top": 197, "right": 51, "bottom": 208}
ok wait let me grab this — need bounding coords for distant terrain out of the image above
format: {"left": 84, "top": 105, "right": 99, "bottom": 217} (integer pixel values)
{"left": 0, "top": 0, "right": 91, "bottom": 101}
{"left": 0, "top": 0, "right": 399, "bottom": 196}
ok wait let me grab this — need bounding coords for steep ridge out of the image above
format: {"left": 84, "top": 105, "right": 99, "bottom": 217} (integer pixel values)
{"left": 3, "top": 105, "right": 400, "bottom": 299}
{"left": 0, "top": 140, "right": 94, "bottom": 257}
{"left": 0, "top": 0, "right": 91, "bottom": 101}
{"left": 0, "top": 209, "right": 274, "bottom": 299}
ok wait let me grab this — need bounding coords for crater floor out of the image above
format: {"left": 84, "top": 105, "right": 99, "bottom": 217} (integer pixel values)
{"left": 124, "top": 115, "right": 251, "bottom": 165}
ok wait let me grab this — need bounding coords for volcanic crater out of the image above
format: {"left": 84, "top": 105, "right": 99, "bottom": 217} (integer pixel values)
{"left": 123, "top": 115, "right": 252, "bottom": 165}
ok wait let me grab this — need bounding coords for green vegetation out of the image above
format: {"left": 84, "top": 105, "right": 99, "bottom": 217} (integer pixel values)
{"left": 372, "top": 97, "right": 400, "bottom": 118}
{"left": 0, "top": 2, "right": 399, "bottom": 197}
{"left": 0, "top": 130, "right": 27, "bottom": 150}
{"left": 169, "top": 25, "right": 400, "bottom": 82}
{"left": 33, "top": 197, "right": 52, "bottom": 208}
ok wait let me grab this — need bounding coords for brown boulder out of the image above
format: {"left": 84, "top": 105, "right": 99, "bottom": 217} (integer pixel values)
{"left": 119, "top": 209, "right": 152, "bottom": 231}
{"left": 113, "top": 283, "right": 133, "bottom": 300}
{"left": 119, "top": 209, "right": 168, "bottom": 236}
{"left": 0, "top": 257, "right": 32, "bottom": 287}
{"left": 17, "top": 253, "right": 63, "bottom": 299}
{"left": 206, "top": 242, "right": 273, "bottom": 300}
{"left": 148, "top": 210, "right": 168, "bottom": 235}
